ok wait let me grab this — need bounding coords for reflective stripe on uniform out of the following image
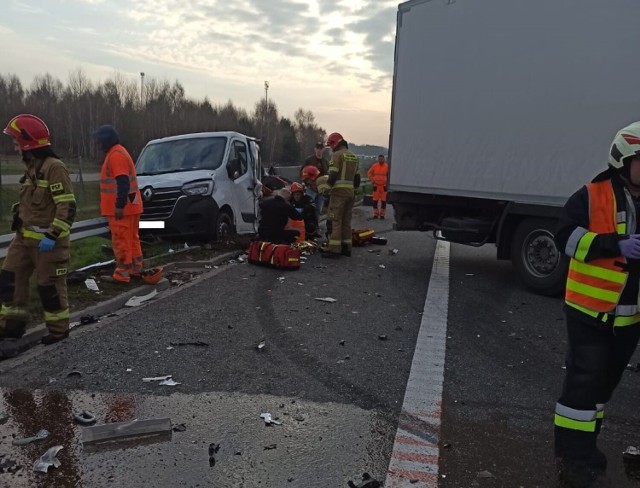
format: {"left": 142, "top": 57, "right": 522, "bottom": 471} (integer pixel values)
{"left": 565, "top": 227, "right": 588, "bottom": 257}
{"left": 52, "top": 194, "right": 76, "bottom": 204}
{"left": 44, "top": 309, "right": 70, "bottom": 322}
{"left": 22, "top": 229, "right": 70, "bottom": 240}
{"left": 554, "top": 403, "right": 597, "bottom": 432}
{"left": 0, "top": 305, "right": 28, "bottom": 318}
{"left": 52, "top": 218, "right": 71, "bottom": 232}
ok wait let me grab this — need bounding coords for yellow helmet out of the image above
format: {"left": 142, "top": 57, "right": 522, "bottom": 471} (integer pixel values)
{"left": 609, "top": 121, "right": 640, "bottom": 169}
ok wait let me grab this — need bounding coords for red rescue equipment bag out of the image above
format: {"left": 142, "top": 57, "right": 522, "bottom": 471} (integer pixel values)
{"left": 248, "top": 241, "right": 301, "bottom": 270}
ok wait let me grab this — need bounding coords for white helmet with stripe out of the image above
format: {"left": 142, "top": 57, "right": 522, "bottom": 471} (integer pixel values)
{"left": 609, "top": 121, "right": 640, "bottom": 169}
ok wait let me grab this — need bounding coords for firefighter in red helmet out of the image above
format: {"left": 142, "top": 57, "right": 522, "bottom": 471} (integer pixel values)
{"left": 0, "top": 114, "right": 76, "bottom": 356}
{"left": 320, "top": 132, "right": 360, "bottom": 258}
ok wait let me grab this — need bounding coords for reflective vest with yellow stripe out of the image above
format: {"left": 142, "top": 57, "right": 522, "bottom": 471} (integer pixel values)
{"left": 100, "top": 144, "right": 142, "bottom": 216}
{"left": 565, "top": 179, "right": 640, "bottom": 326}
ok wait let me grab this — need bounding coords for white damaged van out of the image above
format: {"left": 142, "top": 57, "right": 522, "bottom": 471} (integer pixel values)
{"left": 135, "top": 131, "right": 262, "bottom": 240}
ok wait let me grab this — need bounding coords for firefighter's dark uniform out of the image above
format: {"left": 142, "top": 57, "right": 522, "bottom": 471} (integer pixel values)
{"left": 0, "top": 157, "right": 76, "bottom": 341}
{"left": 554, "top": 169, "right": 640, "bottom": 470}
{"left": 326, "top": 148, "right": 360, "bottom": 255}
{"left": 258, "top": 195, "right": 303, "bottom": 244}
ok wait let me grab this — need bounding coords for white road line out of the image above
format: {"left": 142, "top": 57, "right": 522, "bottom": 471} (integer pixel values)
{"left": 386, "top": 240, "right": 450, "bottom": 488}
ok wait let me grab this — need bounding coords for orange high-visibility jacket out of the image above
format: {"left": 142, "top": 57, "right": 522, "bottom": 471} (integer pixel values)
{"left": 367, "top": 162, "right": 389, "bottom": 186}
{"left": 100, "top": 144, "right": 142, "bottom": 216}
{"left": 565, "top": 180, "right": 629, "bottom": 317}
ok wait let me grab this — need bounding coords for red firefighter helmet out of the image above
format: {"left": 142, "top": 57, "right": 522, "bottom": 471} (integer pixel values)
{"left": 290, "top": 182, "right": 304, "bottom": 193}
{"left": 301, "top": 165, "right": 320, "bottom": 182}
{"left": 326, "top": 132, "right": 343, "bottom": 150}
{"left": 141, "top": 267, "right": 164, "bottom": 285}
{"left": 3, "top": 114, "right": 51, "bottom": 151}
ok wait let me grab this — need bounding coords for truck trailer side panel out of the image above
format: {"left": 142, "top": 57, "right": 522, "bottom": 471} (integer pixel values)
{"left": 390, "top": 0, "right": 640, "bottom": 207}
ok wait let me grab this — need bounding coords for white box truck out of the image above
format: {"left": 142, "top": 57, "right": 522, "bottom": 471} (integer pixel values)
{"left": 388, "top": 0, "right": 640, "bottom": 295}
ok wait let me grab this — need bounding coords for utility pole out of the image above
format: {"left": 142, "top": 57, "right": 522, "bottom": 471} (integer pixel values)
{"left": 264, "top": 81, "right": 269, "bottom": 108}
{"left": 140, "top": 72, "right": 145, "bottom": 107}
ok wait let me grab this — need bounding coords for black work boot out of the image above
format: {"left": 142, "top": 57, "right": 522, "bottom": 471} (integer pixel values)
{"left": 557, "top": 458, "right": 598, "bottom": 488}
{"left": 42, "top": 331, "right": 69, "bottom": 346}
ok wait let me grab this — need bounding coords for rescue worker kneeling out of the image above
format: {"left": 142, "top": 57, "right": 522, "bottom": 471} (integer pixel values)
{"left": 289, "top": 182, "right": 319, "bottom": 238}
{"left": 0, "top": 115, "right": 76, "bottom": 351}
{"left": 258, "top": 189, "right": 303, "bottom": 244}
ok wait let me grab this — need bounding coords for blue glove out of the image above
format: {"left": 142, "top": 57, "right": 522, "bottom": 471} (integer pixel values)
{"left": 295, "top": 208, "right": 303, "bottom": 214}
{"left": 38, "top": 236, "right": 56, "bottom": 253}
{"left": 619, "top": 235, "right": 640, "bottom": 259}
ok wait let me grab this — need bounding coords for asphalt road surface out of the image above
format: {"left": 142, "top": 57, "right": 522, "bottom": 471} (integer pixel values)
{"left": 0, "top": 205, "right": 639, "bottom": 487}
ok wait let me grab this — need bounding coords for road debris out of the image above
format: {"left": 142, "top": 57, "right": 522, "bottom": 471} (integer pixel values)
{"left": 142, "top": 375, "right": 172, "bottom": 382}
{"left": 389, "top": 248, "right": 399, "bottom": 255}
{"left": 12, "top": 429, "right": 49, "bottom": 446}
{"left": 172, "top": 423, "right": 187, "bottom": 432}
{"left": 84, "top": 279, "right": 100, "bottom": 292}
{"left": 67, "top": 371, "right": 82, "bottom": 378}
{"left": 257, "top": 340, "right": 266, "bottom": 352}
{"left": 626, "top": 363, "right": 640, "bottom": 372}
{"left": 0, "top": 411, "right": 8, "bottom": 425}
{"left": 348, "top": 472, "right": 381, "bottom": 488}
{"left": 77, "top": 259, "right": 115, "bottom": 272}
{"left": 82, "top": 418, "right": 171, "bottom": 445}
{"left": 378, "top": 265, "right": 386, "bottom": 269}
{"left": 73, "top": 410, "right": 97, "bottom": 425}
{"left": 378, "top": 335, "right": 388, "bottom": 341}
{"left": 169, "top": 341, "right": 209, "bottom": 347}
{"left": 33, "top": 445, "right": 63, "bottom": 473}
{"left": 208, "top": 442, "right": 220, "bottom": 467}
{"left": 264, "top": 444, "right": 277, "bottom": 450}
{"left": 477, "top": 470, "right": 495, "bottom": 478}
{"left": 159, "top": 378, "right": 181, "bottom": 386}
{"left": 260, "top": 413, "right": 282, "bottom": 426}
{"left": 125, "top": 289, "right": 158, "bottom": 307}
{"left": 315, "top": 297, "right": 337, "bottom": 303}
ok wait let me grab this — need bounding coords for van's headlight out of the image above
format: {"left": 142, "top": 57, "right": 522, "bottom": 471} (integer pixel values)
{"left": 182, "top": 181, "right": 214, "bottom": 196}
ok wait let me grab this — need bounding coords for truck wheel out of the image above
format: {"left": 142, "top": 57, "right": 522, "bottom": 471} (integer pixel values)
{"left": 214, "top": 212, "right": 233, "bottom": 240}
{"left": 511, "top": 218, "right": 568, "bottom": 296}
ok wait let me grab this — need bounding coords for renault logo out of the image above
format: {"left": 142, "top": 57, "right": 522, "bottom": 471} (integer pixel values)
{"left": 142, "top": 187, "right": 154, "bottom": 202}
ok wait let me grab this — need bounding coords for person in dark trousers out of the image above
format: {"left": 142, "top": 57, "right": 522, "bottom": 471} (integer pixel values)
{"left": 289, "top": 182, "right": 319, "bottom": 237}
{"left": 258, "top": 189, "right": 303, "bottom": 244}
{"left": 553, "top": 121, "right": 640, "bottom": 486}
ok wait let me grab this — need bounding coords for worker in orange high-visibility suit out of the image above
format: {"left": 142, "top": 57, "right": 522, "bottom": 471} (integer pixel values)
{"left": 367, "top": 154, "right": 389, "bottom": 219}
{"left": 93, "top": 125, "right": 143, "bottom": 283}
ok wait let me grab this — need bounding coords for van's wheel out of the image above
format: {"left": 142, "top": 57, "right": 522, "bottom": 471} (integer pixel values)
{"left": 214, "top": 211, "right": 234, "bottom": 240}
{"left": 511, "top": 218, "right": 568, "bottom": 296}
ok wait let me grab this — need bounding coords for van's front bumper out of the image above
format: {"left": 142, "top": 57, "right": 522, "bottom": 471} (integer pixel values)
{"left": 141, "top": 195, "right": 220, "bottom": 238}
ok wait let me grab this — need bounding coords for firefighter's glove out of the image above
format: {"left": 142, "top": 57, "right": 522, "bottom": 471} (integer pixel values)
{"left": 619, "top": 234, "right": 640, "bottom": 259}
{"left": 38, "top": 237, "right": 56, "bottom": 253}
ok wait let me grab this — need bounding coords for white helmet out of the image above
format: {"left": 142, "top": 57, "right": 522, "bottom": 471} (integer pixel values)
{"left": 609, "top": 121, "right": 640, "bottom": 169}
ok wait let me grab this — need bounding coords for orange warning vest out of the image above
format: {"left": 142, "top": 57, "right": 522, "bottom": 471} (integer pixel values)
{"left": 100, "top": 144, "right": 142, "bottom": 216}
{"left": 367, "top": 162, "right": 389, "bottom": 186}
{"left": 565, "top": 180, "right": 632, "bottom": 321}
{"left": 285, "top": 218, "right": 305, "bottom": 242}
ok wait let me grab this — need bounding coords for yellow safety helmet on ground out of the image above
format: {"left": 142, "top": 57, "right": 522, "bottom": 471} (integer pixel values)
{"left": 609, "top": 121, "right": 640, "bottom": 169}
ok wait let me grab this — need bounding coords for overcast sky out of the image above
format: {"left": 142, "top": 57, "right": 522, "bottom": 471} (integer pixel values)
{"left": 0, "top": 0, "right": 399, "bottom": 148}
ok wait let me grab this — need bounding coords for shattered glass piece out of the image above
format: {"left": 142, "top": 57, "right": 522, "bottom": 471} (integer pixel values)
{"left": 32, "top": 445, "right": 63, "bottom": 473}
{"left": 159, "top": 378, "right": 181, "bottom": 386}
{"left": 315, "top": 297, "right": 337, "bottom": 303}
{"left": 142, "top": 375, "right": 172, "bottom": 382}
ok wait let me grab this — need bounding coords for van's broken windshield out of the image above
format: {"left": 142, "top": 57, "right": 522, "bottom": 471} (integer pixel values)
{"left": 136, "top": 136, "right": 227, "bottom": 175}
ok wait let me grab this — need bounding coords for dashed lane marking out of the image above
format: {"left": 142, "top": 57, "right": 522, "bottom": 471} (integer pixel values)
{"left": 385, "top": 240, "right": 450, "bottom": 487}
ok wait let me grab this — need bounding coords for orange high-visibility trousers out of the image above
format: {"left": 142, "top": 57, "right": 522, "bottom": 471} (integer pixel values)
{"left": 372, "top": 184, "right": 387, "bottom": 217}
{"left": 108, "top": 215, "right": 143, "bottom": 282}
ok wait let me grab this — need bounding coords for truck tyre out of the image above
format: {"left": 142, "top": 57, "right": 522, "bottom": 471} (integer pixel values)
{"left": 511, "top": 218, "right": 568, "bottom": 296}
{"left": 214, "top": 212, "right": 233, "bottom": 240}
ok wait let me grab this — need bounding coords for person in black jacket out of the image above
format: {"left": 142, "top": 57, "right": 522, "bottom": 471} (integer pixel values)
{"left": 289, "top": 182, "right": 319, "bottom": 238}
{"left": 258, "top": 189, "right": 303, "bottom": 244}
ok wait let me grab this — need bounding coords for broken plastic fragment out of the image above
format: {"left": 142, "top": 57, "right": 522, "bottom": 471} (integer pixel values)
{"left": 125, "top": 289, "right": 158, "bottom": 307}
{"left": 33, "top": 445, "right": 63, "bottom": 473}
{"left": 142, "top": 375, "right": 172, "bottom": 382}
{"left": 159, "top": 378, "right": 181, "bottom": 386}
{"left": 389, "top": 249, "right": 399, "bottom": 255}
{"left": 260, "top": 413, "right": 282, "bottom": 426}
{"left": 315, "top": 297, "right": 337, "bottom": 303}
{"left": 378, "top": 265, "right": 386, "bottom": 269}
{"left": 257, "top": 340, "right": 266, "bottom": 351}
{"left": 13, "top": 429, "right": 49, "bottom": 446}
{"left": 84, "top": 279, "right": 99, "bottom": 292}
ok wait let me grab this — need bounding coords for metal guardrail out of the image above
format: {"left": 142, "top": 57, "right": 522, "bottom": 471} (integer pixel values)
{"left": 0, "top": 217, "right": 109, "bottom": 259}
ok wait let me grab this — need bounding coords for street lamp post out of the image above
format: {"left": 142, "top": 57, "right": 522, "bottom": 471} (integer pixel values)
{"left": 140, "top": 72, "right": 145, "bottom": 107}
{"left": 264, "top": 81, "right": 269, "bottom": 108}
